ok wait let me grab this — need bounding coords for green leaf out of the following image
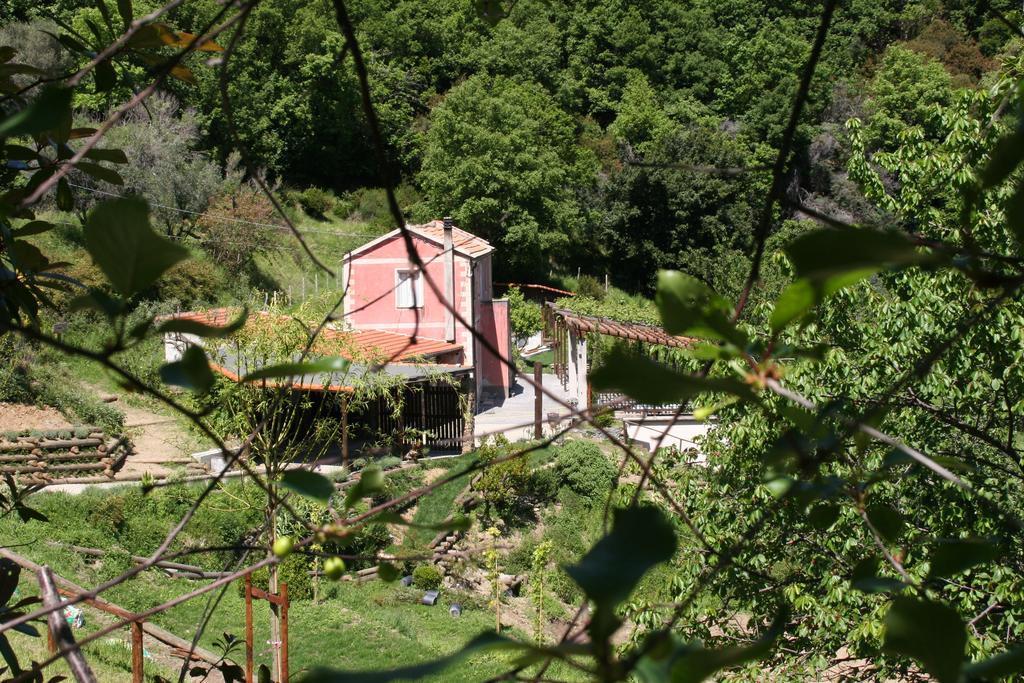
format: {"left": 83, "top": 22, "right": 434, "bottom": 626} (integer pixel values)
{"left": 655, "top": 271, "right": 746, "bottom": 346}
{"left": 565, "top": 506, "right": 676, "bottom": 611}
{"left": 963, "top": 643, "right": 1024, "bottom": 680}
{"left": 786, "top": 228, "right": 935, "bottom": 281}
{"left": 94, "top": 58, "right": 116, "bottom": 92}
{"left": 159, "top": 345, "right": 215, "bottom": 394}
{"left": 849, "top": 557, "right": 907, "bottom": 593}
{"left": 590, "top": 345, "right": 754, "bottom": 405}
{"left": 634, "top": 610, "right": 786, "bottom": 679}
{"left": 981, "top": 123, "right": 1024, "bottom": 189}
{"left": 377, "top": 562, "right": 400, "bottom": 582}
{"left": 94, "top": 0, "right": 112, "bottom": 29}
{"left": 0, "top": 87, "right": 72, "bottom": 139}
{"left": 807, "top": 504, "right": 839, "bottom": 531}
{"left": 76, "top": 161, "right": 123, "bottom": 185}
{"left": 928, "top": 538, "right": 998, "bottom": 580}
{"left": 8, "top": 240, "right": 48, "bottom": 272}
{"left": 83, "top": 197, "right": 188, "bottom": 296}
{"left": 884, "top": 597, "right": 965, "bottom": 683}
{"left": 770, "top": 269, "right": 875, "bottom": 333}
{"left": 117, "top": 0, "right": 133, "bottom": 27}
{"left": 279, "top": 470, "right": 335, "bottom": 504}
{"left": 0, "top": 559, "right": 20, "bottom": 607}
{"left": 4, "top": 144, "right": 38, "bottom": 160}
{"left": 0, "top": 633, "right": 20, "bottom": 675}
{"left": 69, "top": 290, "right": 124, "bottom": 318}
{"left": 0, "top": 47, "right": 14, "bottom": 63}
{"left": 241, "top": 357, "right": 351, "bottom": 383}
{"left": 157, "top": 309, "right": 248, "bottom": 338}
{"left": 1004, "top": 179, "right": 1024, "bottom": 247}
{"left": 83, "top": 147, "right": 128, "bottom": 164}
{"left": 344, "top": 466, "right": 384, "bottom": 509}
{"left": 55, "top": 177, "right": 73, "bottom": 211}
{"left": 11, "top": 221, "right": 53, "bottom": 237}
{"left": 303, "top": 631, "right": 514, "bottom": 682}
{"left": 866, "top": 503, "right": 904, "bottom": 543}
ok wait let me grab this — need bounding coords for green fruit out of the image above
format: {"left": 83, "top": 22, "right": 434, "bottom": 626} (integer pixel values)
{"left": 272, "top": 536, "right": 294, "bottom": 558}
{"left": 324, "top": 556, "right": 346, "bottom": 580}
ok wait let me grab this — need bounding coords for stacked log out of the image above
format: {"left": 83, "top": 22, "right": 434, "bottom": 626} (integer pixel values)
{"left": 0, "top": 429, "right": 134, "bottom": 485}
{"left": 429, "top": 530, "right": 465, "bottom": 563}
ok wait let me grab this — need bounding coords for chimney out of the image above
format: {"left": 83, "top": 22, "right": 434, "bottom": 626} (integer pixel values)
{"left": 443, "top": 217, "right": 456, "bottom": 342}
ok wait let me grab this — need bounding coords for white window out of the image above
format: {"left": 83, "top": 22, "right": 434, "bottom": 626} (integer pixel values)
{"left": 395, "top": 269, "right": 423, "bottom": 308}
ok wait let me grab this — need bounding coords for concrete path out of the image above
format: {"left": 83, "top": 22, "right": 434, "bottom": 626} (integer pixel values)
{"left": 474, "top": 374, "right": 576, "bottom": 444}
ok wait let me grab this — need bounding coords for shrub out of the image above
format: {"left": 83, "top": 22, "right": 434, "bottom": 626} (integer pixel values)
{"left": 331, "top": 194, "right": 355, "bottom": 219}
{"left": 294, "top": 187, "right": 335, "bottom": 219}
{"left": 576, "top": 275, "right": 606, "bottom": 300}
{"left": 199, "top": 184, "right": 281, "bottom": 269}
{"left": 244, "top": 554, "right": 313, "bottom": 601}
{"left": 592, "top": 410, "right": 615, "bottom": 429}
{"left": 527, "top": 467, "right": 558, "bottom": 503}
{"left": 508, "top": 286, "right": 542, "bottom": 340}
{"left": 412, "top": 564, "right": 442, "bottom": 590}
{"left": 554, "top": 440, "right": 617, "bottom": 503}
{"left": 29, "top": 363, "right": 125, "bottom": 434}
{"left": 474, "top": 439, "right": 531, "bottom": 516}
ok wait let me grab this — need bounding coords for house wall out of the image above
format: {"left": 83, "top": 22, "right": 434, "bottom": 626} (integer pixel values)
{"left": 478, "top": 299, "right": 512, "bottom": 396}
{"left": 342, "top": 233, "right": 474, "bottom": 364}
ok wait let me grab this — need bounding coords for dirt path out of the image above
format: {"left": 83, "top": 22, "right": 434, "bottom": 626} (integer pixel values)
{"left": 116, "top": 400, "right": 211, "bottom": 479}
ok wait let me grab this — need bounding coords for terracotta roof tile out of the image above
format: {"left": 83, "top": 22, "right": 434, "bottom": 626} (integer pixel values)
{"left": 163, "top": 309, "right": 462, "bottom": 363}
{"left": 409, "top": 220, "right": 493, "bottom": 258}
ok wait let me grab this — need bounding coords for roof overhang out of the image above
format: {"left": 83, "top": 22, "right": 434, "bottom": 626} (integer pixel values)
{"left": 343, "top": 222, "right": 494, "bottom": 262}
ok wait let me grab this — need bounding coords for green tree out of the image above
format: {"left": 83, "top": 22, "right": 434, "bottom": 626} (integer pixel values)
{"left": 865, "top": 44, "right": 957, "bottom": 148}
{"left": 420, "top": 74, "right": 597, "bottom": 276}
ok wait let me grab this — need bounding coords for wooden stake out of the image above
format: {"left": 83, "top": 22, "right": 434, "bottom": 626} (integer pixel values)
{"left": 534, "top": 362, "right": 543, "bottom": 440}
{"left": 280, "top": 582, "right": 289, "bottom": 683}
{"left": 131, "top": 622, "right": 143, "bottom": 683}
{"left": 245, "top": 574, "right": 253, "bottom": 683}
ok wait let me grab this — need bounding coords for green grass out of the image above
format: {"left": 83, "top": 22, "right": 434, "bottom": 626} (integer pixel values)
{"left": 403, "top": 455, "right": 478, "bottom": 549}
{"left": 0, "top": 473, "right": 556, "bottom": 682}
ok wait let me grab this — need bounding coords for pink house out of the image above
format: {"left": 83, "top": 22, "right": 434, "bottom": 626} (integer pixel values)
{"left": 341, "top": 218, "right": 513, "bottom": 404}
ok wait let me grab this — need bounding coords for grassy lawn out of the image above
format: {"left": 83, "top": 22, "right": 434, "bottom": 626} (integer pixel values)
{"left": 0, "top": 461, "right": 551, "bottom": 682}
{"left": 403, "top": 455, "right": 478, "bottom": 550}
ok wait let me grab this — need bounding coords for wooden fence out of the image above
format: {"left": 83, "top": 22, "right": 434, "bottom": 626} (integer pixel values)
{"left": 375, "top": 384, "right": 465, "bottom": 450}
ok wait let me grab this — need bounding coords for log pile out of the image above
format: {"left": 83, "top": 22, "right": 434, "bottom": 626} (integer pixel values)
{"left": 0, "top": 428, "right": 133, "bottom": 485}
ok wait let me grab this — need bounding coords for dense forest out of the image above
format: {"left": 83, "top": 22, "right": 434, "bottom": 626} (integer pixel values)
{"left": 5, "top": 0, "right": 1019, "bottom": 291}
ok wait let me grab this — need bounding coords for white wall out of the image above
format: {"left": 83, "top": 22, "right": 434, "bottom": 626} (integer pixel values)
{"left": 163, "top": 333, "right": 202, "bottom": 362}
{"left": 622, "top": 415, "right": 712, "bottom": 462}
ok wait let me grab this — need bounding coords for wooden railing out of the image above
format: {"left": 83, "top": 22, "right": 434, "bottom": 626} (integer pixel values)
{"left": 0, "top": 547, "right": 220, "bottom": 682}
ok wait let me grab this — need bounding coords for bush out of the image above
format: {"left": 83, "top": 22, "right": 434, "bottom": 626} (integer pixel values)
{"left": 527, "top": 467, "right": 559, "bottom": 503}
{"left": 293, "top": 187, "right": 335, "bottom": 219}
{"left": 508, "top": 286, "right": 542, "bottom": 340}
{"left": 244, "top": 553, "right": 313, "bottom": 601}
{"left": 576, "top": 275, "right": 606, "bottom": 300}
{"left": 412, "top": 564, "right": 442, "bottom": 590}
{"left": 474, "top": 439, "right": 531, "bottom": 516}
{"left": 199, "top": 185, "right": 281, "bottom": 269}
{"left": 554, "top": 440, "right": 617, "bottom": 503}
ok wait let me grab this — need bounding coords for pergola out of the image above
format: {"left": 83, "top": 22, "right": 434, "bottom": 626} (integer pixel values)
{"left": 542, "top": 303, "right": 697, "bottom": 408}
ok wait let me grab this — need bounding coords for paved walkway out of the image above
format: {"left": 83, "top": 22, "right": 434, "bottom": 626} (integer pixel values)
{"left": 474, "top": 374, "right": 575, "bottom": 444}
